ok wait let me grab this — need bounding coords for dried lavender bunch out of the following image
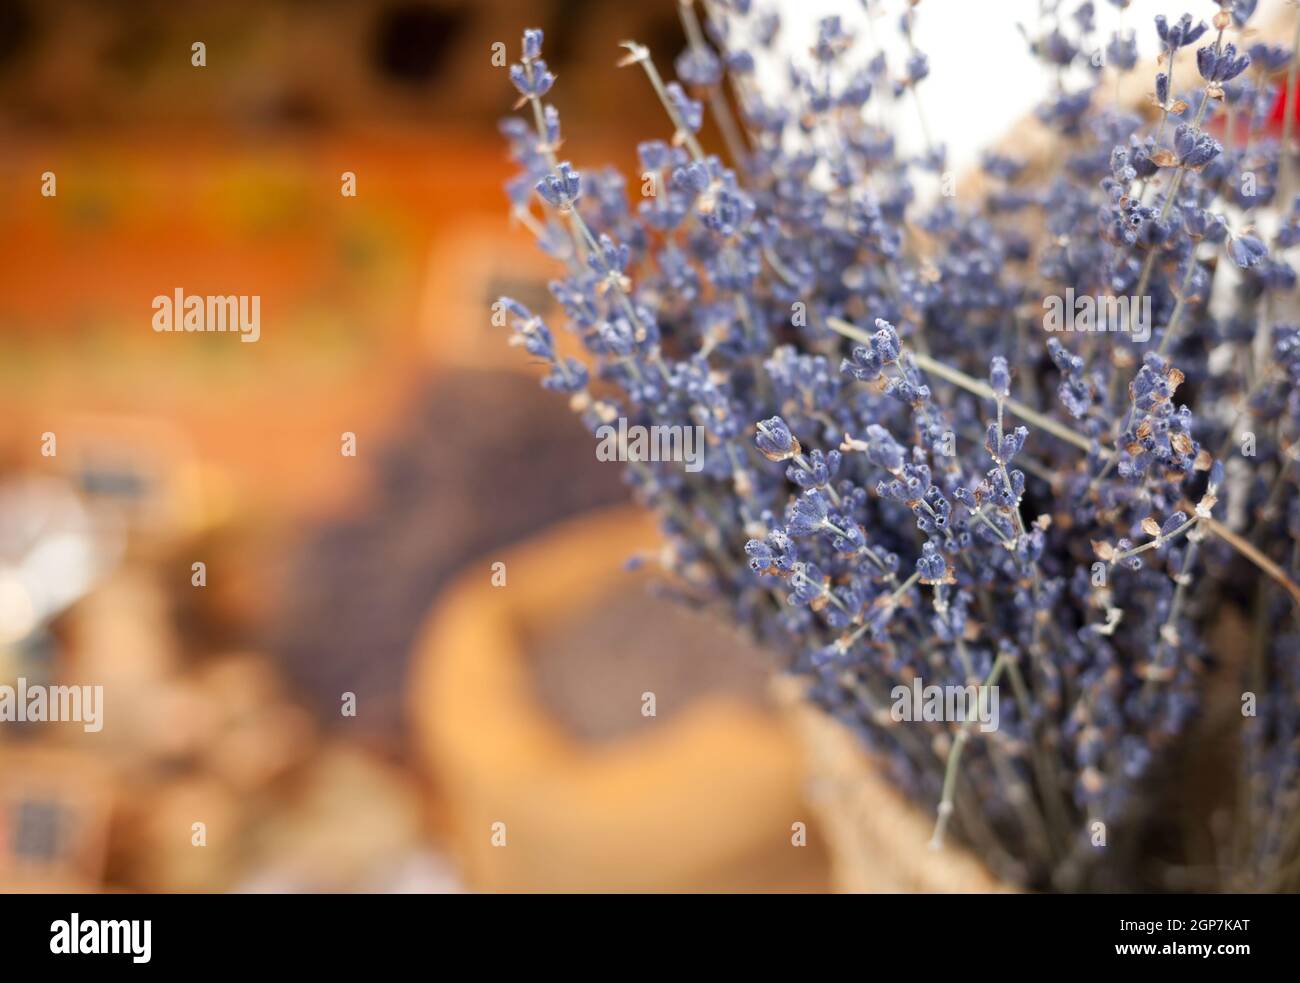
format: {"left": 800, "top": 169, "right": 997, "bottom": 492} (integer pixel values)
{"left": 494, "top": 1, "right": 1300, "bottom": 891}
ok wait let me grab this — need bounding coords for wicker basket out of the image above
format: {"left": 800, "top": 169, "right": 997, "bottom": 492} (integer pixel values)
{"left": 774, "top": 677, "right": 1010, "bottom": 893}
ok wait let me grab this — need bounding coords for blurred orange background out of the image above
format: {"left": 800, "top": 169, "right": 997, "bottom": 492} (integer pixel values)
{"left": 0, "top": 0, "right": 828, "bottom": 893}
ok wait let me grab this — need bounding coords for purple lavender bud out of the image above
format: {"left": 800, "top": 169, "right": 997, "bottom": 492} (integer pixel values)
{"left": 755, "top": 416, "right": 796, "bottom": 460}
{"left": 829, "top": 517, "right": 865, "bottom": 552}
{"left": 521, "top": 323, "right": 555, "bottom": 359}
{"left": 498, "top": 296, "right": 532, "bottom": 321}
{"left": 542, "top": 357, "right": 587, "bottom": 394}
{"left": 1199, "top": 42, "right": 1251, "bottom": 83}
{"left": 916, "top": 541, "right": 946, "bottom": 581}
{"left": 597, "top": 318, "right": 635, "bottom": 357}
{"left": 1154, "top": 14, "right": 1171, "bottom": 45}
{"left": 675, "top": 46, "right": 723, "bottom": 87}
{"left": 872, "top": 319, "right": 900, "bottom": 362}
{"left": 744, "top": 539, "right": 776, "bottom": 572}
{"left": 1196, "top": 44, "right": 1217, "bottom": 81}
{"left": 701, "top": 186, "right": 756, "bottom": 236}
{"left": 788, "top": 562, "right": 826, "bottom": 605}
{"left": 842, "top": 346, "right": 882, "bottom": 382}
{"left": 591, "top": 234, "right": 629, "bottom": 275}
{"left": 509, "top": 58, "right": 555, "bottom": 98}
{"left": 743, "top": 530, "right": 790, "bottom": 574}
{"left": 1002, "top": 426, "right": 1028, "bottom": 462}
{"left": 522, "top": 28, "right": 543, "bottom": 61}
{"left": 1155, "top": 72, "right": 1169, "bottom": 105}
{"left": 1042, "top": 30, "right": 1076, "bottom": 68}
{"left": 499, "top": 116, "right": 530, "bottom": 143}
{"left": 984, "top": 422, "right": 1001, "bottom": 460}
{"left": 1229, "top": 233, "right": 1267, "bottom": 268}
{"left": 1108, "top": 31, "right": 1138, "bottom": 71}
{"left": 671, "top": 161, "right": 711, "bottom": 195}
{"left": 865, "top": 424, "right": 905, "bottom": 472}
{"left": 982, "top": 153, "right": 1026, "bottom": 181}
{"left": 789, "top": 448, "right": 835, "bottom": 488}
{"left": 1074, "top": 2, "right": 1096, "bottom": 34}
{"left": 788, "top": 490, "right": 831, "bottom": 536}
{"left": 1182, "top": 18, "right": 1209, "bottom": 48}
{"left": 989, "top": 356, "right": 1011, "bottom": 397}
{"left": 1122, "top": 554, "right": 1142, "bottom": 571}
{"left": 665, "top": 82, "right": 703, "bottom": 133}
{"left": 637, "top": 140, "right": 672, "bottom": 172}
{"left": 1174, "top": 123, "right": 1220, "bottom": 168}
{"left": 1156, "top": 14, "right": 1207, "bottom": 52}
{"left": 906, "top": 52, "right": 930, "bottom": 84}
{"left": 840, "top": 70, "right": 873, "bottom": 108}
{"left": 725, "top": 50, "right": 755, "bottom": 75}
{"left": 813, "top": 15, "right": 848, "bottom": 64}
{"left": 536, "top": 162, "right": 581, "bottom": 208}
{"left": 1220, "top": 46, "right": 1251, "bottom": 82}
{"left": 1247, "top": 43, "right": 1290, "bottom": 74}
{"left": 1160, "top": 512, "right": 1188, "bottom": 537}
{"left": 754, "top": 11, "right": 779, "bottom": 47}
{"left": 1183, "top": 207, "right": 1224, "bottom": 241}
{"left": 807, "top": 644, "right": 841, "bottom": 669}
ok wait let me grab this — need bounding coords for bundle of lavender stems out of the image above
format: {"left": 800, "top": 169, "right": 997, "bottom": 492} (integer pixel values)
{"left": 494, "top": 0, "right": 1300, "bottom": 891}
